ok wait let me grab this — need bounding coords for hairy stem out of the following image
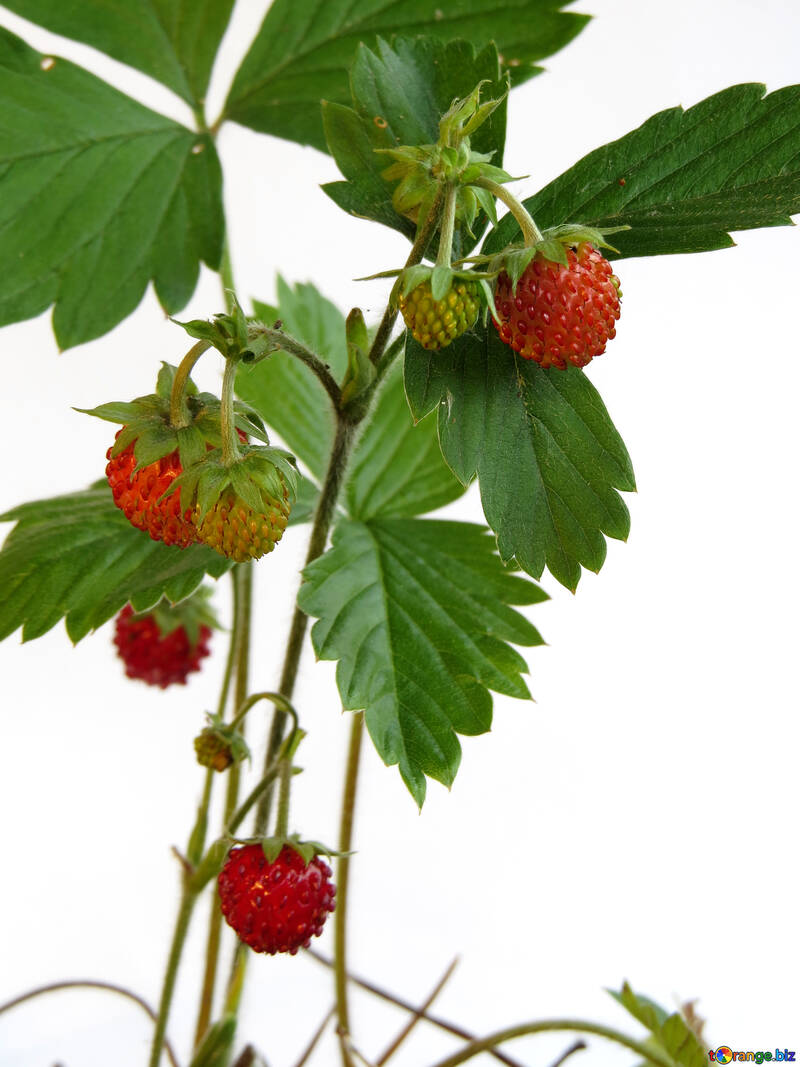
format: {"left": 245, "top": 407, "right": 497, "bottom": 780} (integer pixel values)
{"left": 435, "top": 184, "right": 458, "bottom": 269}
{"left": 0, "top": 981, "right": 181, "bottom": 1067}
{"left": 368, "top": 188, "right": 444, "bottom": 366}
{"left": 473, "top": 177, "right": 543, "bottom": 244}
{"left": 426, "top": 1020, "right": 676, "bottom": 1067}
{"left": 170, "top": 340, "right": 212, "bottom": 428}
{"left": 334, "top": 712, "right": 365, "bottom": 1066}
{"left": 148, "top": 890, "right": 196, "bottom": 1067}
{"left": 248, "top": 324, "right": 342, "bottom": 408}
{"left": 220, "top": 241, "right": 236, "bottom": 312}
{"left": 253, "top": 416, "right": 356, "bottom": 834}
{"left": 221, "top": 355, "right": 243, "bottom": 467}
{"left": 193, "top": 565, "right": 252, "bottom": 1048}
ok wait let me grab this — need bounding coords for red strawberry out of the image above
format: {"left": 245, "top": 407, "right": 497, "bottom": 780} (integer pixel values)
{"left": 113, "top": 604, "right": 211, "bottom": 688}
{"left": 493, "top": 243, "right": 621, "bottom": 369}
{"left": 217, "top": 844, "right": 336, "bottom": 956}
{"left": 106, "top": 431, "right": 198, "bottom": 548}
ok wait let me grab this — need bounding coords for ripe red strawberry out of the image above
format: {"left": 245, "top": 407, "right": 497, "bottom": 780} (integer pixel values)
{"left": 194, "top": 485, "right": 291, "bottom": 563}
{"left": 217, "top": 844, "right": 336, "bottom": 956}
{"left": 493, "top": 243, "right": 621, "bottom": 369}
{"left": 106, "top": 432, "right": 198, "bottom": 548}
{"left": 113, "top": 604, "right": 211, "bottom": 688}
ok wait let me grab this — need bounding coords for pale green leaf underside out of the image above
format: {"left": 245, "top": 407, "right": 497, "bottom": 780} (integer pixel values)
{"left": 224, "top": 0, "right": 589, "bottom": 152}
{"left": 343, "top": 360, "right": 466, "bottom": 519}
{"left": 0, "top": 0, "right": 235, "bottom": 107}
{"left": 484, "top": 83, "right": 800, "bottom": 259}
{"left": 299, "top": 518, "right": 546, "bottom": 804}
{"left": 0, "top": 487, "right": 231, "bottom": 643}
{"left": 0, "top": 27, "right": 223, "bottom": 349}
{"left": 610, "top": 984, "right": 707, "bottom": 1067}
{"left": 404, "top": 328, "right": 635, "bottom": 591}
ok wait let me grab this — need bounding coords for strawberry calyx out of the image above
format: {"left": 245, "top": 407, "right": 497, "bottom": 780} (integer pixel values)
{"left": 173, "top": 294, "right": 276, "bottom": 365}
{"left": 166, "top": 445, "right": 297, "bottom": 520}
{"left": 133, "top": 585, "right": 219, "bottom": 646}
{"left": 194, "top": 710, "right": 251, "bottom": 772}
{"left": 80, "top": 362, "right": 268, "bottom": 473}
{"left": 227, "top": 832, "right": 346, "bottom": 867}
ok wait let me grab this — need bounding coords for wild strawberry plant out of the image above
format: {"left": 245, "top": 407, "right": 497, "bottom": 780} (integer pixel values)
{"left": 0, "top": 2, "right": 797, "bottom": 1065}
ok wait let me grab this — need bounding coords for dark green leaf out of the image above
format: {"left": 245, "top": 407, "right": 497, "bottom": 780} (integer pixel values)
{"left": 322, "top": 36, "right": 507, "bottom": 254}
{"left": 0, "top": 486, "right": 231, "bottom": 643}
{"left": 1, "top": 0, "right": 235, "bottom": 108}
{"left": 404, "top": 327, "right": 635, "bottom": 591}
{"left": 610, "top": 984, "right": 707, "bottom": 1067}
{"left": 344, "top": 359, "right": 466, "bottom": 519}
{"left": 236, "top": 280, "right": 347, "bottom": 480}
{"left": 298, "top": 518, "right": 546, "bottom": 804}
{"left": 484, "top": 83, "right": 800, "bottom": 260}
{"left": 224, "top": 0, "right": 588, "bottom": 152}
{"left": 0, "top": 28, "right": 223, "bottom": 348}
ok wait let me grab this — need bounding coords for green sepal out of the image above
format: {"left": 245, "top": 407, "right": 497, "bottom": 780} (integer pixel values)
{"left": 257, "top": 833, "right": 349, "bottom": 866}
{"left": 189, "top": 1016, "right": 237, "bottom": 1067}
{"left": 128, "top": 585, "right": 218, "bottom": 646}
{"left": 164, "top": 445, "right": 299, "bottom": 520}
{"left": 173, "top": 295, "right": 278, "bottom": 363}
{"left": 195, "top": 710, "right": 251, "bottom": 771}
{"left": 341, "top": 309, "right": 377, "bottom": 415}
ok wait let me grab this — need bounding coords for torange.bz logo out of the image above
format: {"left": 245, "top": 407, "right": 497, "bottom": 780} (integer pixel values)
{"left": 710, "top": 1050, "right": 796, "bottom": 1065}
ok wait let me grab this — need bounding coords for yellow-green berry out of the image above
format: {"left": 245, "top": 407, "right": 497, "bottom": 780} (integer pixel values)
{"left": 398, "top": 280, "right": 480, "bottom": 351}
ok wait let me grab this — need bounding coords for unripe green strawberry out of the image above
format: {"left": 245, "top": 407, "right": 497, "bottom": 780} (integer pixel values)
{"left": 194, "top": 485, "right": 291, "bottom": 563}
{"left": 194, "top": 728, "right": 235, "bottom": 772}
{"left": 398, "top": 279, "right": 480, "bottom": 351}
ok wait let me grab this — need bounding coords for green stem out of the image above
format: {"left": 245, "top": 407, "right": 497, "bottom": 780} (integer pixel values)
{"left": 170, "top": 340, "right": 211, "bottom": 428}
{"left": 247, "top": 325, "right": 342, "bottom": 408}
{"left": 426, "top": 1021, "right": 676, "bottom": 1067}
{"left": 368, "top": 187, "right": 445, "bottom": 366}
{"left": 275, "top": 758, "right": 292, "bottom": 838}
{"left": 435, "top": 184, "right": 458, "bottom": 268}
{"left": 220, "top": 355, "right": 242, "bottom": 467}
{"left": 215, "top": 570, "right": 241, "bottom": 720}
{"left": 148, "top": 890, "right": 196, "bottom": 1067}
{"left": 219, "top": 240, "right": 236, "bottom": 312}
{"left": 193, "top": 564, "right": 252, "bottom": 1049}
{"left": 229, "top": 691, "right": 297, "bottom": 733}
{"left": 0, "top": 981, "right": 181, "bottom": 1067}
{"left": 253, "top": 416, "right": 356, "bottom": 834}
{"left": 226, "top": 763, "right": 283, "bottom": 837}
{"left": 474, "top": 177, "right": 543, "bottom": 244}
{"left": 375, "top": 958, "right": 458, "bottom": 1066}
{"left": 334, "top": 712, "right": 365, "bottom": 1067}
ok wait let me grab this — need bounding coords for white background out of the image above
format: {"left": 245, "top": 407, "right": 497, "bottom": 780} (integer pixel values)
{"left": 0, "top": 1, "right": 798, "bottom": 1065}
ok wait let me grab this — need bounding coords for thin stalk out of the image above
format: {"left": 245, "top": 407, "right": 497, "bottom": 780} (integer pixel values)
{"left": 226, "top": 763, "right": 282, "bottom": 836}
{"left": 435, "top": 184, "right": 458, "bottom": 268}
{"left": 247, "top": 325, "right": 342, "bottom": 408}
{"left": 220, "top": 355, "right": 242, "bottom": 467}
{"left": 334, "top": 712, "right": 365, "bottom": 1066}
{"left": 275, "top": 758, "right": 292, "bottom": 838}
{"left": 193, "top": 564, "right": 252, "bottom": 1049}
{"left": 170, "top": 340, "right": 212, "bottom": 428}
{"left": 368, "top": 188, "right": 444, "bottom": 366}
{"left": 305, "top": 950, "right": 526, "bottom": 1067}
{"left": 148, "top": 891, "right": 196, "bottom": 1067}
{"left": 219, "top": 241, "right": 236, "bottom": 312}
{"left": 215, "top": 570, "right": 241, "bottom": 719}
{"left": 548, "top": 1041, "right": 587, "bottom": 1067}
{"left": 293, "top": 1007, "right": 335, "bottom": 1067}
{"left": 375, "top": 958, "right": 459, "bottom": 1066}
{"left": 426, "top": 1021, "right": 677, "bottom": 1067}
{"left": 253, "top": 416, "right": 356, "bottom": 834}
{"left": 0, "top": 981, "right": 181, "bottom": 1067}
{"left": 473, "top": 177, "right": 543, "bottom": 244}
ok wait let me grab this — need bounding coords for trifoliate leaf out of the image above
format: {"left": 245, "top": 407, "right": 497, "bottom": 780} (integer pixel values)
{"left": 224, "top": 0, "right": 588, "bottom": 151}
{"left": 484, "top": 83, "right": 800, "bottom": 260}
{"left": 0, "top": 486, "right": 231, "bottom": 643}
{"left": 0, "top": 27, "right": 223, "bottom": 348}
{"left": 404, "top": 327, "right": 635, "bottom": 591}
{"left": 298, "top": 518, "right": 546, "bottom": 805}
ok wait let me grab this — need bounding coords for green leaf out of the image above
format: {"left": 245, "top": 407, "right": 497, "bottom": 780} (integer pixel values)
{"left": 1, "top": 0, "right": 235, "bottom": 109}
{"left": 0, "top": 486, "right": 231, "bottom": 643}
{"left": 404, "top": 327, "right": 635, "bottom": 591}
{"left": 344, "top": 359, "right": 466, "bottom": 519}
{"left": 0, "top": 27, "right": 223, "bottom": 348}
{"left": 236, "top": 280, "right": 348, "bottom": 481}
{"left": 609, "top": 984, "right": 707, "bottom": 1067}
{"left": 322, "top": 36, "right": 507, "bottom": 253}
{"left": 298, "top": 518, "right": 546, "bottom": 804}
{"left": 223, "top": 0, "right": 588, "bottom": 151}
{"left": 483, "top": 83, "right": 800, "bottom": 260}
{"left": 288, "top": 477, "right": 320, "bottom": 526}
